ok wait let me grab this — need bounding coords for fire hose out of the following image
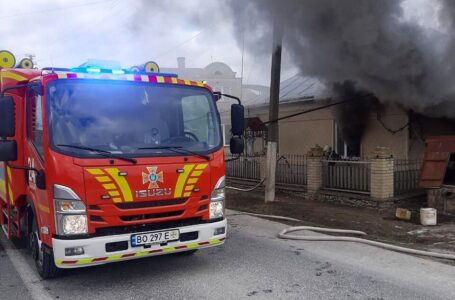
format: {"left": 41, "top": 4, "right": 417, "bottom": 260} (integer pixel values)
{"left": 228, "top": 212, "right": 455, "bottom": 260}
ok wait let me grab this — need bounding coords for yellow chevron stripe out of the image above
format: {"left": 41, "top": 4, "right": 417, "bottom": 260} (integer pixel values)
{"left": 156, "top": 76, "right": 165, "bottom": 83}
{"left": 103, "top": 183, "right": 116, "bottom": 190}
{"left": 184, "top": 185, "right": 194, "bottom": 191}
{"left": 171, "top": 77, "right": 178, "bottom": 84}
{"left": 209, "top": 239, "right": 221, "bottom": 245}
{"left": 163, "top": 247, "right": 176, "bottom": 253}
{"left": 196, "top": 82, "right": 204, "bottom": 87}
{"left": 57, "top": 73, "right": 67, "bottom": 79}
{"left": 195, "top": 163, "right": 208, "bottom": 170}
{"left": 135, "top": 251, "right": 149, "bottom": 257}
{"left": 87, "top": 168, "right": 104, "bottom": 175}
{"left": 191, "top": 170, "right": 203, "bottom": 177}
{"left": 108, "top": 190, "right": 120, "bottom": 196}
{"left": 184, "top": 79, "right": 191, "bottom": 85}
{"left": 174, "top": 164, "right": 195, "bottom": 197}
{"left": 112, "top": 197, "right": 121, "bottom": 203}
{"left": 187, "top": 178, "right": 198, "bottom": 184}
{"left": 140, "top": 75, "right": 149, "bottom": 82}
{"left": 183, "top": 192, "right": 191, "bottom": 197}
{"left": 105, "top": 168, "right": 133, "bottom": 202}
{"left": 95, "top": 176, "right": 111, "bottom": 183}
{"left": 2, "top": 72, "right": 27, "bottom": 82}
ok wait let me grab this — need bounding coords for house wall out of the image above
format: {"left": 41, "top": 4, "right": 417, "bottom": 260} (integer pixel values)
{"left": 224, "top": 98, "right": 428, "bottom": 159}
{"left": 362, "top": 104, "right": 409, "bottom": 159}
{"left": 246, "top": 101, "right": 337, "bottom": 155}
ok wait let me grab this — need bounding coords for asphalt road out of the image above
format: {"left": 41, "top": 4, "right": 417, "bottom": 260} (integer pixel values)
{"left": 2, "top": 211, "right": 455, "bottom": 299}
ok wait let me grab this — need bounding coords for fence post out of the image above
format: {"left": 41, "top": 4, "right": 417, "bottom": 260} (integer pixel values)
{"left": 306, "top": 146, "right": 324, "bottom": 196}
{"left": 369, "top": 147, "right": 394, "bottom": 200}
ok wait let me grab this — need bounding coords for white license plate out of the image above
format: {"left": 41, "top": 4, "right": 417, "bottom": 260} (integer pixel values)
{"left": 131, "top": 229, "right": 179, "bottom": 247}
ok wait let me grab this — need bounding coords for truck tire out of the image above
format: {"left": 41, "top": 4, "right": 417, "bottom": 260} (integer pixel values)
{"left": 30, "top": 216, "right": 61, "bottom": 279}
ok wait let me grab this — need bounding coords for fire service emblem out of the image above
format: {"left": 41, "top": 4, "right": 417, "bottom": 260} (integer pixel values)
{"left": 142, "top": 166, "right": 164, "bottom": 189}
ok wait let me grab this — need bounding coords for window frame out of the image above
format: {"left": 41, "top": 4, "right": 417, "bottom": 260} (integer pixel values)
{"left": 26, "top": 83, "right": 45, "bottom": 163}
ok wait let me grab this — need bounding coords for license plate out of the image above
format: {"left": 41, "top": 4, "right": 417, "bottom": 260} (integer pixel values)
{"left": 131, "top": 229, "right": 179, "bottom": 247}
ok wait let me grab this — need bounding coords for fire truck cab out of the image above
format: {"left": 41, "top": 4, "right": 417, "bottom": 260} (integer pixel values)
{"left": 0, "top": 51, "right": 244, "bottom": 278}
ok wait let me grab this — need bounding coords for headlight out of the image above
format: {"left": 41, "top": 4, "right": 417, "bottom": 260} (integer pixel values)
{"left": 210, "top": 176, "right": 225, "bottom": 219}
{"left": 60, "top": 215, "right": 88, "bottom": 235}
{"left": 54, "top": 185, "right": 87, "bottom": 235}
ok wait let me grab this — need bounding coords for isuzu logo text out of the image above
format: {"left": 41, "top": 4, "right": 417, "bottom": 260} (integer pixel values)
{"left": 135, "top": 188, "right": 172, "bottom": 198}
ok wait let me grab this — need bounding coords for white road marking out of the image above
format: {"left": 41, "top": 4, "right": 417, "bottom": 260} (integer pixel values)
{"left": 0, "top": 232, "right": 52, "bottom": 300}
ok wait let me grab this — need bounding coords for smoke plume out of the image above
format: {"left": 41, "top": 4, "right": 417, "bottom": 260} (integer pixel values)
{"left": 226, "top": 0, "right": 455, "bottom": 117}
{"left": 333, "top": 81, "right": 379, "bottom": 151}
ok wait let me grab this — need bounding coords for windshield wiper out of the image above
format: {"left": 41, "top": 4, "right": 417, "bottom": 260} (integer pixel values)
{"left": 57, "top": 144, "right": 137, "bottom": 164}
{"left": 138, "top": 146, "right": 210, "bottom": 161}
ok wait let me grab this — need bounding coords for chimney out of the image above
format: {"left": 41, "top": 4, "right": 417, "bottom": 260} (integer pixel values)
{"left": 177, "top": 57, "right": 186, "bottom": 69}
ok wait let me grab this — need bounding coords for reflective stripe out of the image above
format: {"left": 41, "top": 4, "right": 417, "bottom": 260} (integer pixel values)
{"left": 105, "top": 168, "right": 133, "bottom": 202}
{"left": 174, "top": 164, "right": 195, "bottom": 198}
{"left": 2, "top": 71, "right": 27, "bottom": 81}
{"left": 55, "top": 238, "right": 225, "bottom": 265}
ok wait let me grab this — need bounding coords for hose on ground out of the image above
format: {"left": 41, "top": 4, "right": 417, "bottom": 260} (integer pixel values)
{"left": 225, "top": 178, "right": 266, "bottom": 192}
{"left": 228, "top": 211, "right": 455, "bottom": 260}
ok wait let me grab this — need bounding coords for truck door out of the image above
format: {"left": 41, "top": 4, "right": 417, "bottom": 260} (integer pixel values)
{"left": 26, "top": 86, "right": 49, "bottom": 232}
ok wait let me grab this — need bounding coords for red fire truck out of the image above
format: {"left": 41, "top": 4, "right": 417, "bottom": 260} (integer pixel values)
{"left": 0, "top": 50, "right": 244, "bottom": 278}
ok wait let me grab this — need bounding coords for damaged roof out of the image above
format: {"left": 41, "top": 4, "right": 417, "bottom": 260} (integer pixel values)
{"left": 243, "top": 74, "right": 327, "bottom": 107}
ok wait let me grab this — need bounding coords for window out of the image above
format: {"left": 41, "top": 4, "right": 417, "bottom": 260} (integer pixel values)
{"left": 27, "top": 88, "right": 44, "bottom": 159}
{"left": 181, "top": 95, "right": 218, "bottom": 147}
{"left": 335, "top": 122, "right": 360, "bottom": 158}
{"left": 47, "top": 81, "right": 221, "bottom": 157}
{"left": 221, "top": 124, "right": 231, "bottom": 146}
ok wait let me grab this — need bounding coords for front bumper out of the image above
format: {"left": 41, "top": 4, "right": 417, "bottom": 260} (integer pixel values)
{"left": 53, "top": 219, "right": 227, "bottom": 268}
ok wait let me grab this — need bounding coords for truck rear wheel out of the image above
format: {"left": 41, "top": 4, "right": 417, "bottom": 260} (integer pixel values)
{"left": 30, "top": 216, "right": 61, "bottom": 279}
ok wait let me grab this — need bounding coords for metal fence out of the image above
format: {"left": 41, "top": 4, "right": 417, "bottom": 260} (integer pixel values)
{"left": 322, "top": 160, "right": 370, "bottom": 194}
{"left": 276, "top": 154, "right": 307, "bottom": 186}
{"left": 225, "top": 154, "right": 307, "bottom": 187}
{"left": 225, "top": 156, "right": 261, "bottom": 181}
{"left": 394, "top": 159, "right": 422, "bottom": 195}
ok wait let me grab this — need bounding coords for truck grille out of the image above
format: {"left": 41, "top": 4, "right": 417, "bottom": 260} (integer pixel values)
{"left": 94, "top": 217, "right": 205, "bottom": 236}
{"left": 120, "top": 210, "right": 184, "bottom": 222}
{"left": 114, "top": 198, "right": 188, "bottom": 209}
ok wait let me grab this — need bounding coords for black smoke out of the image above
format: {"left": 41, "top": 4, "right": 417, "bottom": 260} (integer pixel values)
{"left": 333, "top": 81, "right": 379, "bottom": 153}
{"left": 226, "top": 0, "right": 455, "bottom": 117}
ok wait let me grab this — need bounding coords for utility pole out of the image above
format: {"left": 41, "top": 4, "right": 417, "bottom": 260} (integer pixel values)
{"left": 265, "top": 17, "right": 283, "bottom": 203}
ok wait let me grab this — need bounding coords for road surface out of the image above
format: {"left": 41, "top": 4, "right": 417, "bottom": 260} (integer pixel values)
{"left": 1, "top": 210, "right": 455, "bottom": 299}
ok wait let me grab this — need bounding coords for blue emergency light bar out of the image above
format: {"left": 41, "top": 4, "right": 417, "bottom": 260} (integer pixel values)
{"left": 41, "top": 67, "right": 178, "bottom": 78}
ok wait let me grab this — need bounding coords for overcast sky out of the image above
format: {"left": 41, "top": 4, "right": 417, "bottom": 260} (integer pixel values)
{"left": 0, "top": 0, "right": 439, "bottom": 86}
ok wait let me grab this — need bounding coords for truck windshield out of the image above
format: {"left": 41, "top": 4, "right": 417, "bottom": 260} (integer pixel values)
{"left": 47, "top": 80, "right": 221, "bottom": 158}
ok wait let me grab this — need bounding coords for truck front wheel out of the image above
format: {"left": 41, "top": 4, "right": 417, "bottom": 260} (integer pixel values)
{"left": 30, "top": 216, "right": 61, "bottom": 279}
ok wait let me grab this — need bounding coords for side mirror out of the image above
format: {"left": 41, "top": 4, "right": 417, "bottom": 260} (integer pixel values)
{"left": 36, "top": 171, "right": 46, "bottom": 190}
{"left": 230, "top": 137, "right": 244, "bottom": 154}
{"left": 0, "top": 140, "right": 17, "bottom": 161}
{"left": 0, "top": 96, "right": 15, "bottom": 137}
{"left": 231, "top": 104, "right": 245, "bottom": 136}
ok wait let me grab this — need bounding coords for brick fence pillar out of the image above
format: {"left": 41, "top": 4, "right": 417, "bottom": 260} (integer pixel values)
{"left": 306, "top": 145, "right": 324, "bottom": 195}
{"left": 369, "top": 147, "right": 394, "bottom": 200}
